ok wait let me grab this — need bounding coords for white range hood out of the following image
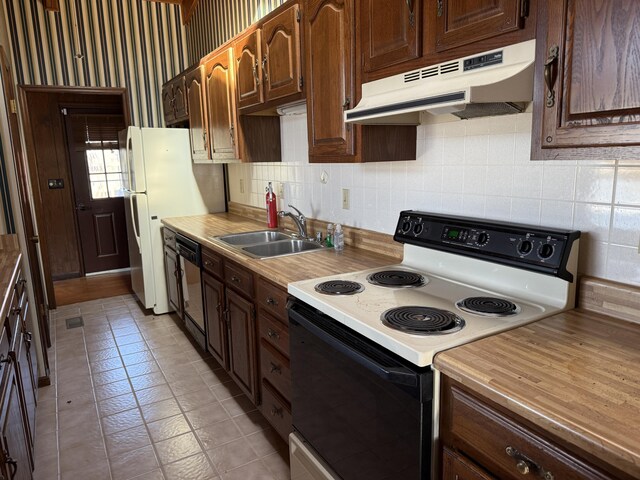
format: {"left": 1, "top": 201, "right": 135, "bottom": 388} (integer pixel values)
{"left": 345, "top": 39, "right": 536, "bottom": 125}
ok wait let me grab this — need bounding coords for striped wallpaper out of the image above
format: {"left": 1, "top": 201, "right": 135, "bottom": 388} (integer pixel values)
{"left": 3, "top": 0, "right": 189, "bottom": 127}
{"left": 187, "top": 0, "right": 286, "bottom": 64}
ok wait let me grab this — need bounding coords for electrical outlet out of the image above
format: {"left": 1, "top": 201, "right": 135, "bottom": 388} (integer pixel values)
{"left": 342, "top": 188, "right": 350, "bottom": 210}
{"left": 239, "top": 179, "right": 245, "bottom": 193}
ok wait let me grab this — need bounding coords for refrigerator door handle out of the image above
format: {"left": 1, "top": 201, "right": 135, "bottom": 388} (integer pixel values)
{"left": 126, "top": 129, "right": 134, "bottom": 191}
{"left": 129, "top": 193, "right": 141, "bottom": 249}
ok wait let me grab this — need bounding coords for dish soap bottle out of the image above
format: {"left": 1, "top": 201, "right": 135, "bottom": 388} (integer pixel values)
{"left": 334, "top": 224, "right": 344, "bottom": 251}
{"left": 266, "top": 182, "right": 278, "bottom": 228}
{"left": 325, "top": 224, "right": 334, "bottom": 247}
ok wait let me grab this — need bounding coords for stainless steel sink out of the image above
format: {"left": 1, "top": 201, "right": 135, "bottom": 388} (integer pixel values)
{"left": 217, "top": 230, "right": 293, "bottom": 246}
{"left": 241, "top": 239, "right": 325, "bottom": 259}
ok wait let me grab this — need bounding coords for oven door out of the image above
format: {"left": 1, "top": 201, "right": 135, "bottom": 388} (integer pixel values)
{"left": 289, "top": 299, "right": 433, "bottom": 480}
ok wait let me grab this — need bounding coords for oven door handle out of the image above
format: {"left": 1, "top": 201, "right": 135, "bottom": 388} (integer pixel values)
{"left": 290, "top": 310, "right": 418, "bottom": 387}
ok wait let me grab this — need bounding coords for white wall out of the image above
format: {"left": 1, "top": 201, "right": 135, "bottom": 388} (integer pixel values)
{"left": 227, "top": 113, "right": 640, "bottom": 286}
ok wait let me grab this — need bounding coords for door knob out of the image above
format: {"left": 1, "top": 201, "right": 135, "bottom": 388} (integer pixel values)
{"left": 76, "top": 203, "right": 91, "bottom": 211}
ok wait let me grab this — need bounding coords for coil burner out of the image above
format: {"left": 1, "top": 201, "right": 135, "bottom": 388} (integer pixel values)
{"left": 456, "top": 296, "right": 521, "bottom": 317}
{"left": 314, "top": 280, "right": 364, "bottom": 296}
{"left": 367, "top": 270, "right": 427, "bottom": 288}
{"left": 382, "top": 306, "right": 465, "bottom": 335}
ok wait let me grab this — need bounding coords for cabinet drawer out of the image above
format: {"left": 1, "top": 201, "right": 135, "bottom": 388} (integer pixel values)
{"left": 260, "top": 379, "right": 292, "bottom": 442}
{"left": 202, "top": 248, "right": 223, "bottom": 278}
{"left": 444, "top": 381, "right": 612, "bottom": 480}
{"left": 258, "top": 311, "right": 289, "bottom": 357}
{"left": 223, "top": 261, "right": 255, "bottom": 297}
{"left": 256, "top": 278, "right": 288, "bottom": 322}
{"left": 442, "top": 447, "right": 495, "bottom": 480}
{"left": 259, "top": 339, "right": 290, "bottom": 400}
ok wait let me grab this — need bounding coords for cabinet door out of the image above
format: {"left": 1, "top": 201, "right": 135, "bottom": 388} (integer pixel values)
{"left": 443, "top": 447, "right": 495, "bottom": 480}
{"left": 0, "top": 365, "right": 32, "bottom": 480}
{"left": 164, "top": 246, "right": 181, "bottom": 314}
{"left": 185, "top": 66, "right": 210, "bottom": 161}
{"left": 262, "top": 4, "right": 302, "bottom": 102}
{"left": 225, "top": 289, "right": 258, "bottom": 404}
{"left": 162, "top": 83, "right": 175, "bottom": 125}
{"left": 305, "top": 0, "right": 355, "bottom": 158}
{"left": 17, "top": 301, "right": 36, "bottom": 450}
{"left": 173, "top": 76, "right": 188, "bottom": 121}
{"left": 204, "top": 48, "right": 240, "bottom": 160}
{"left": 362, "top": 0, "right": 422, "bottom": 73}
{"left": 533, "top": 0, "right": 640, "bottom": 159}
{"left": 203, "top": 272, "right": 228, "bottom": 368}
{"left": 235, "top": 29, "right": 264, "bottom": 110}
{"left": 435, "top": 0, "right": 524, "bottom": 52}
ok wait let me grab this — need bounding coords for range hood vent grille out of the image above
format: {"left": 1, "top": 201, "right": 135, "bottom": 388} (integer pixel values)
{"left": 346, "top": 40, "right": 536, "bottom": 125}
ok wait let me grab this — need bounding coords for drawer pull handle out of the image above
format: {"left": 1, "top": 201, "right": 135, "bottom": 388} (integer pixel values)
{"left": 270, "top": 405, "right": 283, "bottom": 418}
{"left": 231, "top": 276, "right": 241, "bottom": 283}
{"left": 11, "top": 307, "right": 21, "bottom": 316}
{"left": 265, "top": 297, "right": 278, "bottom": 306}
{"left": 505, "top": 446, "right": 554, "bottom": 480}
{"left": 270, "top": 362, "right": 282, "bottom": 374}
{"left": 267, "top": 328, "right": 280, "bottom": 340}
{"left": 204, "top": 260, "right": 213, "bottom": 266}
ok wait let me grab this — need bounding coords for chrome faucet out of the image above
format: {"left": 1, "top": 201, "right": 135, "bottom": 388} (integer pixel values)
{"left": 278, "top": 204, "right": 307, "bottom": 238}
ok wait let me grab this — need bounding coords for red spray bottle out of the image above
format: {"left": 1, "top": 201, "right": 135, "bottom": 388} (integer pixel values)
{"left": 266, "top": 182, "right": 278, "bottom": 228}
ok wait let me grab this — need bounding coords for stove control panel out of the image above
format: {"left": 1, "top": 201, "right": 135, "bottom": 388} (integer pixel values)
{"left": 394, "top": 211, "right": 581, "bottom": 281}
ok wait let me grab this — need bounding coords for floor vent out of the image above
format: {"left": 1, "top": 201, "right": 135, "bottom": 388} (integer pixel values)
{"left": 65, "top": 316, "right": 84, "bottom": 329}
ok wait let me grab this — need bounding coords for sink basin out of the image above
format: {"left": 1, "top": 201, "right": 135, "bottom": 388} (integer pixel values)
{"left": 217, "top": 230, "right": 293, "bottom": 246}
{"left": 241, "top": 239, "right": 325, "bottom": 258}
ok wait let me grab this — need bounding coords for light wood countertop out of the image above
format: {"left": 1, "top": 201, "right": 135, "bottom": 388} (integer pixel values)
{"left": 434, "top": 307, "right": 640, "bottom": 478}
{"left": 162, "top": 213, "right": 399, "bottom": 288}
{"left": 0, "top": 234, "right": 21, "bottom": 320}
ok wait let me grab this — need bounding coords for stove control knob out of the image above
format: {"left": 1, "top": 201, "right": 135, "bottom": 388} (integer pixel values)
{"left": 413, "top": 223, "right": 424, "bottom": 236}
{"left": 538, "top": 243, "right": 554, "bottom": 259}
{"left": 518, "top": 240, "right": 533, "bottom": 256}
{"left": 476, "top": 232, "right": 489, "bottom": 246}
{"left": 401, "top": 221, "right": 412, "bottom": 233}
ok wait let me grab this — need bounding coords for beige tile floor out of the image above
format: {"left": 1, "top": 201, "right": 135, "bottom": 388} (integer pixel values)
{"left": 34, "top": 294, "right": 290, "bottom": 480}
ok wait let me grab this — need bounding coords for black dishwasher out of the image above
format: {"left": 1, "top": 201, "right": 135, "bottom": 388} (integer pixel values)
{"left": 176, "top": 234, "right": 206, "bottom": 350}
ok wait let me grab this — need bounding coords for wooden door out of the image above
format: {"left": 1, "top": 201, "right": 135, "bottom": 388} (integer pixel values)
{"left": 0, "top": 363, "right": 32, "bottom": 480}
{"left": 173, "top": 76, "right": 188, "bottom": 122}
{"left": 262, "top": 4, "right": 303, "bottom": 102}
{"left": 205, "top": 48, "right": 240, "bottom": 161}
{"left": 164, "top": 246, "right": 181, "bottom": 314}
{"left": 185, "top": 66, "right": 209, "bottom": 161}
{"left": 305, "top": 0, "right": 355, "bottom": 158}
{"left": 65, "top": 112, "right": 130, "bottom": 274}
{"left": 235, "top": 29, "right": 264, "bottom": 110}
{"left": 532, "top": 0, "right": 640, "bottom": 160}
{"left": 225, "top": 289, "right": 257, "bottom": 403}
{"left": 362, "top": 0, "right": 422, "bottom": 73}
{"left": 161, "top": 82, "right": 175, "bottom": 125}
{"left": 203, "top": 272, "right": 227, "bottom": 368}
{"left": 435, "top": 0, "right": 524, "bottom": 52}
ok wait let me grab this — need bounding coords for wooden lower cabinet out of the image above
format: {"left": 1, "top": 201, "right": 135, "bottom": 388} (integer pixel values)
{"left": 440, "top": 375, "right": 622, "bottom": 480}
{"left": 0, "top": 365, "right": 32, "bottom": 480}
{"left": 225, "top": 289, "right": 258, "bottom": 403}
{"left": 202, "top": 248, "right": 259, "bottom": 405}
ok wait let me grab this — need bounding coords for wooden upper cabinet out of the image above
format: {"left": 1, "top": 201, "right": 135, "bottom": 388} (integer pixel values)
{"left": 305, "top": 0, "right": 355, "bottom": 159}
{"left": 235, "top": 29, "right": 264, "bottom": 110}
{"left": 185, "top": 66, "right": 209, "bottom": 162}
{"left": 173, "top": 76, "right": 188, "bottom": 122}
{"left": 161, "top": 83, "right": 175, "bottom": 125}
{"left": 362, "top": 0, "right": 422, "bottom": 73}
{"left": 532, "top": 0, "right": 640, "bottom": 160}
{"left": 434, "top": 0, "right": 526, "bottom": 52}
{"left": 262, "top": 4, "right": 302, "bottom": 102}
{"left": 204, "top": 48, "right": 240, "bottom": 161}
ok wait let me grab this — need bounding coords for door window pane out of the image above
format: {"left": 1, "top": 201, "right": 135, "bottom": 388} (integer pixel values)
{"left": 86, "top": 149, "right": 124, "bottom": 199}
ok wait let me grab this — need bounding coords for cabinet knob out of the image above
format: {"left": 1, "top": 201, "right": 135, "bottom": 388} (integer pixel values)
{"left": 204, "top": 260, "right": 212, "bottom": 266}
{"left": 267, "top": 328, "right": 280, "bottom": 340}
{"left": 265, "top": 297, "right": 277, "bottom": 306}
{"left": 269, "top": 362, "right": 282, "bottom": 374}
{"left": 270, "top": 405, "right": 283, "bottom": 418}
{"left": 516, "top": 460, "right": 530, "bottom": 475}
{"left": 436, "top": 0, "right": 443, "bottom": 17}
{"left": 231, "top": 276, "right": 241, "bottom": 283}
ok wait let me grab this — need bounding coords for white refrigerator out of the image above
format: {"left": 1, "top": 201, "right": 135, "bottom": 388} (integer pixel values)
{"left": 119, "top": 127, "right": 225, "bottom": 314}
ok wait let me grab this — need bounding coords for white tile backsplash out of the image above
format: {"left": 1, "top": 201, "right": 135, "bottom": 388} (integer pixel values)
{"left": 227, "top": 112, "right": 640, "bottom": 286}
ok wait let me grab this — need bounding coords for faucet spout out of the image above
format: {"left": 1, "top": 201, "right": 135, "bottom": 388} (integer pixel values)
{"left": 278, "top": 204, "right": 308, "bottom": 238}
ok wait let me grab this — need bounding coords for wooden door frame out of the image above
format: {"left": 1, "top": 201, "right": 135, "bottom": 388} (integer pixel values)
{"left": 18, "top": 85, "right": 131, "bottom": 309}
